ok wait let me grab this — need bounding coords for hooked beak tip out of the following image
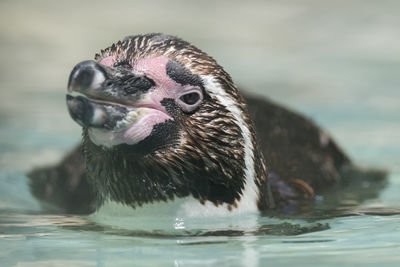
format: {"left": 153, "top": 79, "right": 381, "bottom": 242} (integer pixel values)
{"left": 68, "top": 60, "right": 105, "bottom": 94}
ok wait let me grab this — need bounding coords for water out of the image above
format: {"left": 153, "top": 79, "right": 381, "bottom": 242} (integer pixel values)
{"left": 1, "top": 0, "right": 400, "bottom": 266}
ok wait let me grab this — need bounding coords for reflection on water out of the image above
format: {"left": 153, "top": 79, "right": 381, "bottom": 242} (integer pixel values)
{"left": 1, "top": 0, "right": 400, "bottom": 266}
{"left": 1, "top": 200, "right": 400, "bottom": 266}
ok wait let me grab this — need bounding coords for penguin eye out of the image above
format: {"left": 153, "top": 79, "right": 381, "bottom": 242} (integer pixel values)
{"left": 177, "top": 89, "right": 203, "bottom": 113}
{"left": 181, "top": 92, "right": 200, "bottom": 105}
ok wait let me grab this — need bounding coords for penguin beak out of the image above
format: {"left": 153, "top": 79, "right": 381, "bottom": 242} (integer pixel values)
{"left": 66, "top": 60, "right": 153, "bottom": 131}
{"left": 67, "top": 60, "right": 106, "bottom": 95}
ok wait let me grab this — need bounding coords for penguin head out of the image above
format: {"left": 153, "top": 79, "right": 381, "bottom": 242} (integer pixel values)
{"left": 66, "top": 34, "right": 266, "bottom": 208}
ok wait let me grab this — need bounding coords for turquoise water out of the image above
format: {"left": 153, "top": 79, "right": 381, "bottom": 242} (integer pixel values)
{"left": 1, "top": 0, "right": 400, "bottom": 266}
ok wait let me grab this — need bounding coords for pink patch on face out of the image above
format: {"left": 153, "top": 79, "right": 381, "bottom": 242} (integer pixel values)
{"left": 100, "top": 56, "right": 116, "bottom": 66}
{"left": 88, "top": 107, "right": 172, "bottom": 147}
{"left": 133, "top": 56, "right": 196, "bottom": 110}
{"left": 123, "top": 109, "right": 172, "bottom": 144}
{"left": 134, "top": 57, "right": 178, "bottom": 93}
{"left": 89, "top": 55, "right": 201, "bottom": 147}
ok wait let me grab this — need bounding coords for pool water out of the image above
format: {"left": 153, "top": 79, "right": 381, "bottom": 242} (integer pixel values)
{"left": 1, "top": 0, "right": 400, "bottom": 266}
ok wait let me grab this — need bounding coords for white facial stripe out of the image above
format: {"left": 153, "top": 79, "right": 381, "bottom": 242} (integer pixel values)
{"left": 202, "top": 75, "right": 259, "bottom": 213}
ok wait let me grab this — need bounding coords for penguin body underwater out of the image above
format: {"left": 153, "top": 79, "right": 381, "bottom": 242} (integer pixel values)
{"left": 29, "top": 33, "right": 385, "bottom": 217}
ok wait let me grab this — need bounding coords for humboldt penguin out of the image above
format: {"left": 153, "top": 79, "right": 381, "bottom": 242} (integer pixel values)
{"left": 28, "top": 33, "right": 385, "bottom": 216}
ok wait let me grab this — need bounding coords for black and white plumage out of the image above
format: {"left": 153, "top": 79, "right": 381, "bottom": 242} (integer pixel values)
{"left": 28, "top": 34, "right": 384, "bottom": 218}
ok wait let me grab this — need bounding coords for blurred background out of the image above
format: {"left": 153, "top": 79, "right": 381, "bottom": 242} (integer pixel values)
{"left": 0, "top": 0, "right": 399, "bottom": 173}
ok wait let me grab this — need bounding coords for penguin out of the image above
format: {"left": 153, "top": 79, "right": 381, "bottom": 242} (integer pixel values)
{"left": 28, "top": 33, "right": 386, "bottom": 217}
